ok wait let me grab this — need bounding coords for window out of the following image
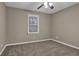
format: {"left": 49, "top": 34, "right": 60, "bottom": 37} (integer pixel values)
{"left": 28, "top": 15, "right": 39, "bottom": 33}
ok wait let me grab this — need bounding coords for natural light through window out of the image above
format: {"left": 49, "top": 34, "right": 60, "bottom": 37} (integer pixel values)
{"left": 28, "top": 15, "right": 39, "bottom": 33}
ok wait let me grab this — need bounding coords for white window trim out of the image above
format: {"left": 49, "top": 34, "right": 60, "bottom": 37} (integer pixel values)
{"left": 28, "top": 14, "right": 39, "bottom": 34}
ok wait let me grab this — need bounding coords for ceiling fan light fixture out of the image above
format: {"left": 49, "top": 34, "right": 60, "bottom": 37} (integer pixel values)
{"left": 48, "top": 2, "right": 53, "bottom": 7}
{"left": 37, "top": 2, "right": 54, "bottom": 9}
{"left": 44, "top": 2, "right": 48, "bottom": 8}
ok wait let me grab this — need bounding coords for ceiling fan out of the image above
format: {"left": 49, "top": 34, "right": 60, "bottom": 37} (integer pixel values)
{"left": 37, "top": 2, "right": 54, "bottom": 9}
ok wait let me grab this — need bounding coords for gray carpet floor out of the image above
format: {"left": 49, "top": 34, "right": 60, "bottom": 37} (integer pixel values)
{"left": 1, "top": 40, "right": 79, "bottom": 56}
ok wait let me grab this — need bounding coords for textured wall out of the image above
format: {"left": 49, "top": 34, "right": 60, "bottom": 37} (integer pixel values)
{"left": 52, "top": 3, "right": 79, "bottom": 47}
{"left": 0, "top": 2, "right": 6, "bottom": 52}
{"left": 7, "top": 7, "right": 52, "bottom": 44}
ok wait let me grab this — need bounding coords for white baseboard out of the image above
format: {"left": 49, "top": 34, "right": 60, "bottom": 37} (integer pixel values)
{"left": 0, "top": 45, "right": 7, "bottom": 56}
{"left": 0, "top": 38, "right": 79, "bottom": 55}
{"left": 6, "top": 39, "right": 52, "bottom": 46}
{"left": 51, "top": 39, "right": 79, "bottom": 50}
{"left": 0, "top": 39, "right": 52, "bottom": 55}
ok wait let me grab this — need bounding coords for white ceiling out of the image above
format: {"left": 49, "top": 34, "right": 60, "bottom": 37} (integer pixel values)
{"left": 4, "top": 2, "right": 78, "bottom": 14}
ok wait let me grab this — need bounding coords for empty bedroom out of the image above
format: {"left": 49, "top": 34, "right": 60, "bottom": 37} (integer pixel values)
{"left": 0, "top": 1, "right": 79, "bottom": 56}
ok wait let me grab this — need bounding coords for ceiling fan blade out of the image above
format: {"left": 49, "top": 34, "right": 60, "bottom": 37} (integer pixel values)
{"left": 37, "top": 4, "right": 44, "bottom": 9}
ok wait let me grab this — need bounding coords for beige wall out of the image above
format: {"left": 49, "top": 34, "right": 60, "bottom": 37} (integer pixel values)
{"left": 5, "top": 3, "right": 79, "bottom": 49}
{"left": 0, "top": 2, "right": 6, "bottom": 52}
{"left": 52, "top": 3, "right": 79, "bottom": 47}
{"left": 7, "top": 7, "right": 52, "bottom": 44}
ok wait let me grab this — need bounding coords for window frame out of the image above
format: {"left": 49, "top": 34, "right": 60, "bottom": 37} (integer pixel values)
{"left": 28, "top": 14, "right": 39, "bottom": 34}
